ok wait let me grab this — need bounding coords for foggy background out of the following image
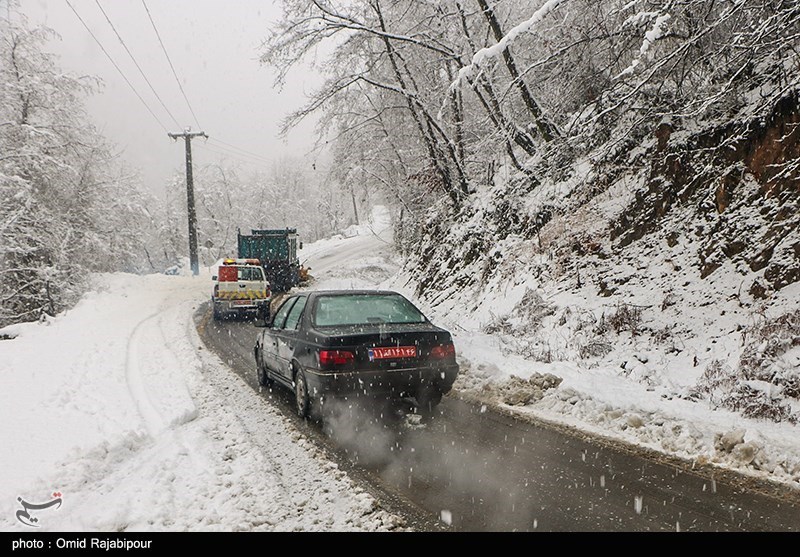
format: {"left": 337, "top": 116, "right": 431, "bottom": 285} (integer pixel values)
{"left": 16, "top": 0, "right": 322, "bottom": 196}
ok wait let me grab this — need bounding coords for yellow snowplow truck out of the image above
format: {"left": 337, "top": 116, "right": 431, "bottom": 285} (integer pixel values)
{"left": 212, "top": 258, "right": 271, "bottom": 320}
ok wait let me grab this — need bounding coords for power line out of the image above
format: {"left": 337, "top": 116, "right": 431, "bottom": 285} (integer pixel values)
{"left": 204, "top": 145, "right": 273, "bottom": 169}
{"left": 64, "top": 0, "right": 169, "bottom": 132}
{"left": 141, "top": 0, "right": 202, "bottom": 130}
{"left": 207, "top": 138, "right": 274, "bottom": 165}
{"left": 196, "top": 142, "right": 274, "bottom": 171}
{"left": 94, "top": 0, "right": 182, "bottom": 128}
{"left": 196, "top": 143, "right": 329, "bottom": 175}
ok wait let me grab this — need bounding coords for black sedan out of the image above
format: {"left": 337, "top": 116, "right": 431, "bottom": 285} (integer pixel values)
{"left": 253, "top": 290, "right": 459, "bottom": 420}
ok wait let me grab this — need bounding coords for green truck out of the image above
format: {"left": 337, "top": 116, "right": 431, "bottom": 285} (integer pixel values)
{"left": 237, "top": 228, "right": 303, "bottom": 293}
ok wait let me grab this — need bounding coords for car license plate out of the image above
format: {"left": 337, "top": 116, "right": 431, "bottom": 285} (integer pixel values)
{"left": 368, "top": 346, "right": 416, "bottom": 361}
{"left": 233, "top": 300, "right": 252, "bottom": 306}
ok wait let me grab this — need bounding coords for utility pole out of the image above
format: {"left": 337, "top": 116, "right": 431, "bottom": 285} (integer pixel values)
{"left": 168, "top": 130, "right": 208, "bottom": 276}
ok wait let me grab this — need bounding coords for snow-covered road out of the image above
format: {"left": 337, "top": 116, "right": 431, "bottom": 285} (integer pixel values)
{"left": 0, "top": 271, "right": 402, "bottom": 531}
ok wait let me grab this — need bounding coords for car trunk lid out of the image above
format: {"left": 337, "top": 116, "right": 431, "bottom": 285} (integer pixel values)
{"left": 316, "top": 323, "right": 454, "bottom": 370}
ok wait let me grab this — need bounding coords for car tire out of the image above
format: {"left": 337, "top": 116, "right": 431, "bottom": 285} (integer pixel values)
{"left": 255, "top": 345, "right": 270, "bottom": 387}
{"left": 294, "top": 368, "right": 312, "bottom": 419}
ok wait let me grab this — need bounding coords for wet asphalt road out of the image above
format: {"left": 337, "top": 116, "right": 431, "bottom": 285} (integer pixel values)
{"left": 196, "top": 305, "right": 800, "bottom": 532}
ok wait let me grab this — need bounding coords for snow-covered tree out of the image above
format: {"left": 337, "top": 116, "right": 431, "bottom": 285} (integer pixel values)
{"left": 0, "top": 8, "right": 148, "bottom": 326}
{"left": 261, "top": 0, "right": 798, "bottom": 291}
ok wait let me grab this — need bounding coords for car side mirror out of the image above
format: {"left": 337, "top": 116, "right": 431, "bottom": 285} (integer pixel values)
{"left": 212, "top": 275, "right": 217, "bottom": 281}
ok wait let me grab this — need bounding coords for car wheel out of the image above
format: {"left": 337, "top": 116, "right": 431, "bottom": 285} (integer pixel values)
{"left": 255, "top": 345, "right": 270, "bottom": 387}
{"left": 294, "top": 368, "right": 311, "bottom": 419}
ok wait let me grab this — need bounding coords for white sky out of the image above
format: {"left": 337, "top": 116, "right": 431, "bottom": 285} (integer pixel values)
{"left": 16, "top": 0, "right": 322, "bottom": 195}
{"left": 1, "top": 207, "right": 798, "bottom": 531}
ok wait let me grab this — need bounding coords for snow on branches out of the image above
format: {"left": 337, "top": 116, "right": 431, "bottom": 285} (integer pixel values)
{"left": 615, "top": 11, "right": 672, "bottom": 79}
{"left": 452, "top": 0, "right": 568, "bottom": 90}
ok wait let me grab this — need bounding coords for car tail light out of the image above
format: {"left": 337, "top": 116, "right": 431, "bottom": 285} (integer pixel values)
{"left": 430, "top": 343, "right": 456, "bottom": 359}
{"left": 319, "top": 350, "right": 355, "bottom": 366}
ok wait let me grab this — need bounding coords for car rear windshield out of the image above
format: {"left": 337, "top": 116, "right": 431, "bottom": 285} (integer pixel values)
{"left": 237, "top": 267, "right": 264, "bottom": 281}
{"left": 313, "top": 294, "right": 426, "bottom": 327}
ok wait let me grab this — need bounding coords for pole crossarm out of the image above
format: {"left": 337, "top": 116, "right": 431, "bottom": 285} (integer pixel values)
{"left": 168, "top": 131, "right": 208, "bottom": 140}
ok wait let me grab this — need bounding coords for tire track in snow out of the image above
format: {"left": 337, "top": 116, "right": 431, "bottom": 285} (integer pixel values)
{"left": 154, "top": 306, "right": 199, "bottom": 427}
{"left": 125, "top": 311, "right": 169, "bottom": 437}
{"left": 125, "top": 284, "right": 201, "bottom": 438}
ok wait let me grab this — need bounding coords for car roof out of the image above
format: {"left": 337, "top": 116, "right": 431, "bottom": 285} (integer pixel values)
{"left": 304, "top": 289, "right": 406, "bottom": 298}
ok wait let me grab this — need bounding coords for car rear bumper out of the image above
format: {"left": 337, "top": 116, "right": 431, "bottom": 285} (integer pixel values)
{"left": 213, "top": 298, "right": 269, "bottom": 312}
{"left": 303, "top": 364, "right": 459, "bottom": 399}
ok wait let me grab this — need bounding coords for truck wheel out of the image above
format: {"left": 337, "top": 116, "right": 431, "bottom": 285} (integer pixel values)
{"left": 212, "top": 302, "right": 222, "bottom": 321}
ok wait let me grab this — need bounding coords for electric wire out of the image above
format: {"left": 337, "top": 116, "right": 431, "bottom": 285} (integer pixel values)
{"left": 94, "top": 0, "right": 182, "bottom": 128}
{"left": 196, "top": 142, "right": 274, "bottom": 171}
{"left": 64, "top": 0, "right": 169, "bottom": 132}
{"left": 68, "top": 1, "right": 282, "bottom": 173}
{"left": 207, "top": 138, "right": 274, "bottom": 165}
{"left": 141, "top": 0, "right": 202, "bottom": 130}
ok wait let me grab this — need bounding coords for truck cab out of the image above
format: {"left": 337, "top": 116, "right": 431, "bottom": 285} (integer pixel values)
{"left": 212, "top": 258, "right": 271, "bottom": 320}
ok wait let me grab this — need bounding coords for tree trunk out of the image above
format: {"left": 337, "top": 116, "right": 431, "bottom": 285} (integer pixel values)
{"left": 476, "top": 0, "right": 560, "bottom": 142}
